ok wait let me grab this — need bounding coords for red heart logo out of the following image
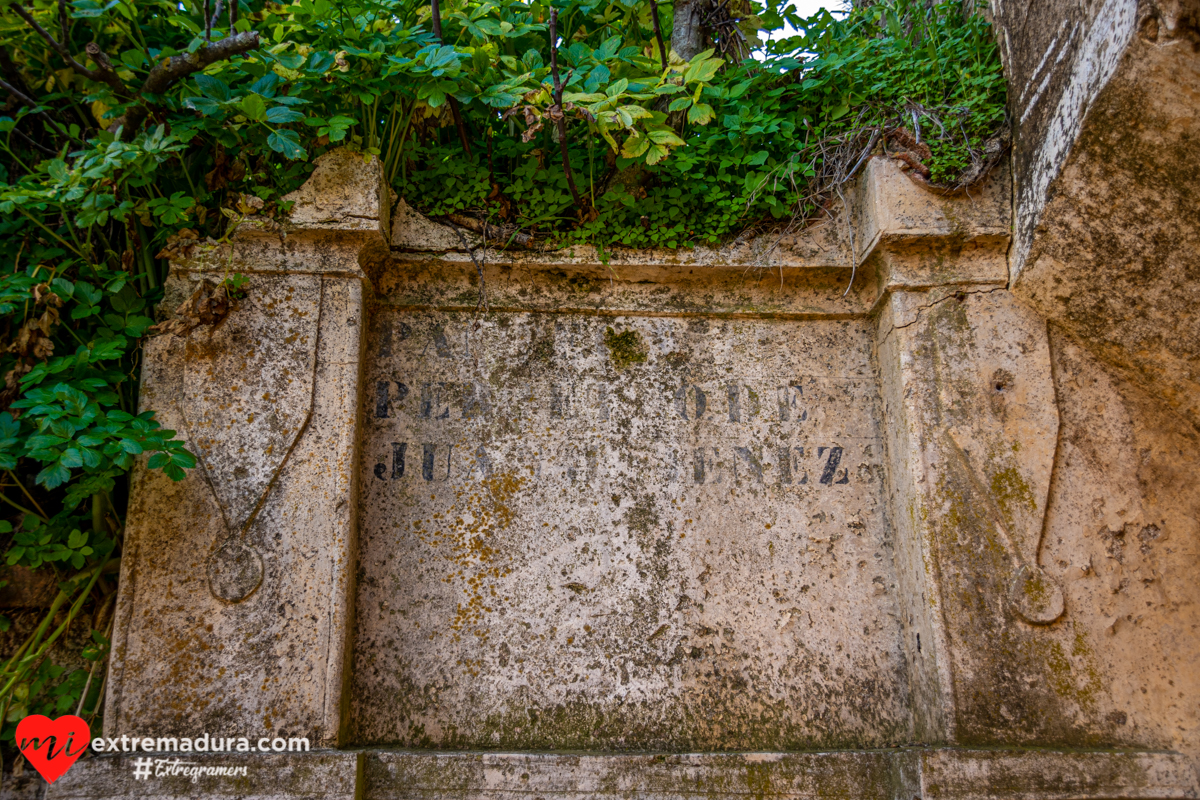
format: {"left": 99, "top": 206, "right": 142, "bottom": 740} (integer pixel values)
{"left": 15, "top": 714, "right": 90, "bottom": 784}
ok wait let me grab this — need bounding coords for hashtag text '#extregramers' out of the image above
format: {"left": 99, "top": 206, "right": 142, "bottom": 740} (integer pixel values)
{"left": 93, "top": 735, "right": 309, "bottom": 753}
{"left": 132, "top": 757, "right": 250, "bottom": 784}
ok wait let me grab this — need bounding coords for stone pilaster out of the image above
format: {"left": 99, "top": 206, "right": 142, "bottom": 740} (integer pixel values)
{"left": 103, "top": 150, "right": 386, "bottom": 746}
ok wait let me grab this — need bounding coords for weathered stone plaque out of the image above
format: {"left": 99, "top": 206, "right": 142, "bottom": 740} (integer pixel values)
{"left": 352, "top": 309, "right": 911, "bottom": 749}
{"left": 94, "top": 154, "right": 1200, "bottom": 798}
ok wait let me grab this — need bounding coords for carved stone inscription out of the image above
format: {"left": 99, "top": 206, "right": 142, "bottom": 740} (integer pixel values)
{"left": 352, "top": 312, "right": 911, "bottom": 750}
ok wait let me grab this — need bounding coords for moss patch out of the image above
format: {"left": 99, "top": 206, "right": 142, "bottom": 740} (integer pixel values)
{"left": 604, "top": 327, "right": 648, "bottom": 370}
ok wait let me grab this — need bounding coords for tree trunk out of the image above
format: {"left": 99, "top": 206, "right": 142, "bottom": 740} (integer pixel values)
{"left": 671, "top": 0, "right": 707, "bottom": 61}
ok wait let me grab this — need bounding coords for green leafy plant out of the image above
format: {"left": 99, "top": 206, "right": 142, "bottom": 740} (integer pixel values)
{"left": 220, "top": 272, "right": 251, "bottom": 299}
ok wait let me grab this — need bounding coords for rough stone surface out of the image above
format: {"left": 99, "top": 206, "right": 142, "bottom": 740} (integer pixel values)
{"left": 365, "top": 750, "right": 909, "bottom": 799}
{"left": 24, "top": 748, "right": 1197, "bottom": 799}
{"left": 283, "top": 148, "right": 389, "bottom": 235}
{"left": 105, "top": 272, "right": 363, "bottom": 747}
{"left": 994, "top": 0, "right": 1200, "bottom": 429}
{"left": 1040, "top": 330, "right": 1200, "bottom": 763}
{"left": 876, "top": 288, "right": 1060, "bottom": 742}
{"left": 0, "top": 771, "right": 46, "bottom": 799}
{"left": 84, "top": 147, "right": 1200, "bottom": 798}
{"left": 876, "top": 285, "right": 1200, "bottom": 762}
{"left": 46, "top": 752, "right": 361, "bottom": 799}
{"left": 351, "top": 310, "right": 909, "bottom": 750}
{"left": 103, "top": 152, "right": 384, "bottom": 747}
{"left": 916, "top": 749, "right": 1199, "bottom": 800}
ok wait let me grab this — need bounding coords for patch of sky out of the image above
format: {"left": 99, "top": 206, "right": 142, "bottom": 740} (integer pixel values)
{"left": 753, "top": 0, "right": 848, "bottom": 64}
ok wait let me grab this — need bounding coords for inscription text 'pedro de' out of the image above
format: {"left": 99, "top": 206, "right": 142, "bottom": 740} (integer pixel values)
{"left": 352, "top": 311, "right": 908, "bottom": 751}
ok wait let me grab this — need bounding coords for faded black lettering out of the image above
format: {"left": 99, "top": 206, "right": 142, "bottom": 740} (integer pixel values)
{"left": 675, "top": 385, "right": 707, "bottom": 420}
{"left": 375, "top": 381, "right": 390, "bottom": 418}
{"left": 462, "top": 383, "right": 490, "bottom": 420}
{"left": 392, "top": 442, "right": 407, "bottom": 479}
{"left": 551, "top": 383, "right": 574, "bottom": 418}
{"left": 727, "top": 384, "right": 740, "bottom": 422}
{"left": 734, "top": 447, "right": 763, "bottom": 483}
{"left": 818, "top": 446, "right": 843, "bottom": 485}
{"left": 421, "top": 383, "right": 450, "bottom": 420}
{"left": 778, "top": 384, "right": 806, "bottom": 422}
{"left": 471, "top": 445, "right": 492, "bottom": 478}
{"left": 422, "top": 444, "right": 436, "bottom": 481}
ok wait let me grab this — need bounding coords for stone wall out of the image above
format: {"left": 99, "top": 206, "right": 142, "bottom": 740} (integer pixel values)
{"left": 992, "top": 0, "right": 1200, "bottom": 430}
{"left": 39, "top": 149, "right": 1199, "bottom": 798}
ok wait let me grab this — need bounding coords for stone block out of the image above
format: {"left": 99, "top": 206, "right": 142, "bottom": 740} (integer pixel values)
{"left": 283, "top": 148, "right": 389, "bottom": 236}
{"left": 46, "top": 752, "right": 361, "bottom": 799}
{"left": 917, "top": 749, "right": 1198, "bottom": 800}
{"left": 363, "top": 750, "right": 908, "bottom": 799}
{"left": 34, "top": 748, "right": 1199, "bottom": 799}
{"left": 855, "top": 155, "right": 1011, "bottom": 255}
{"left": 877, "top": 287, "right": 1068, "bottom": 742}
{"left": 351, "top": 310, "right": 909, "bottom": 750}
{"left": 105, "top": 271, "right": 364, "bottom": 746}
{"left": 876, "top": 283, "right": 1200, "bottom": 760}
{"left": 996, "top": 0, "right": 1200, "bottom": 429}
{"left": 104, "top": 153, "right": 382, "bottom": 748}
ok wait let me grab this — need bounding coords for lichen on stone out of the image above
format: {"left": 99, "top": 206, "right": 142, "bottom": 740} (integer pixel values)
{"left": 603, "top": 326, "right": 648, "bottom": 370}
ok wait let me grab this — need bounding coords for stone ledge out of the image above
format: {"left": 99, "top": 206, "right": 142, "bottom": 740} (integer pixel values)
{"left": 168, "top": 153, "right": 1010, "bottom": 320}
{"left": 35, "top": 748, "right": 1198, "bottom": 799}
{"left": 43, "top": 751, "right": 362, "bottom": 799}
{"left": 917, "top": 749, "right": 1200, "bottom": 800}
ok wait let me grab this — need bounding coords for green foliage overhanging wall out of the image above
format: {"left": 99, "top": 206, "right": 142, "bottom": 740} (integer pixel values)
{"left": 0, "top": 0, "right": 1006, "bottom": 748}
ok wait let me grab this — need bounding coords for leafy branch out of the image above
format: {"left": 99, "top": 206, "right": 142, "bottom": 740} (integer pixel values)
{"left": 9, "top": 2, "right": 259, "bottom": 136}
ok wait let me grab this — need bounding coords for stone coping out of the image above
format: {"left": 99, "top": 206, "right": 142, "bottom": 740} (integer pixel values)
{"left": 38, "top": 747, "right": 1198, "bottom": 799}
{"left": 197, "top": 151, "right": 1010, "bottom": 317}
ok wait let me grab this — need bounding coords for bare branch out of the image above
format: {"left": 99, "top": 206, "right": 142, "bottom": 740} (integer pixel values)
{"left": 428, "top": 0, "right": 472, "bottom": 157}
{"left": 83, "top": 42, "right": 126, "bottom": 96}
{"left": 0, "top": 77, "right": 83, "bottom": 143}
{"left": 649, "top": 0, "right": 668, "bottom": 72}
{"left": 140, "top": 31, "right": 258, "bottom": 96}
{"left": 430, "top": 0, "right": 444, "bottom": 40}
{"left": 9, "top": 4, "right": 129, "bottom": 97}
{"left": 210, "top": 0, "right": 225, "bottom": 39}
{"left": 112, "top": 31, "right": 260, "bottom": 131}
{"left": 11, "top": 125, "right": 57, "bottom": 156}
{"left": 57, "top": 0, "right": 69, "bottom": 45}
{"left": 549, "top": 9, "right": 583, "bottom": 209}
